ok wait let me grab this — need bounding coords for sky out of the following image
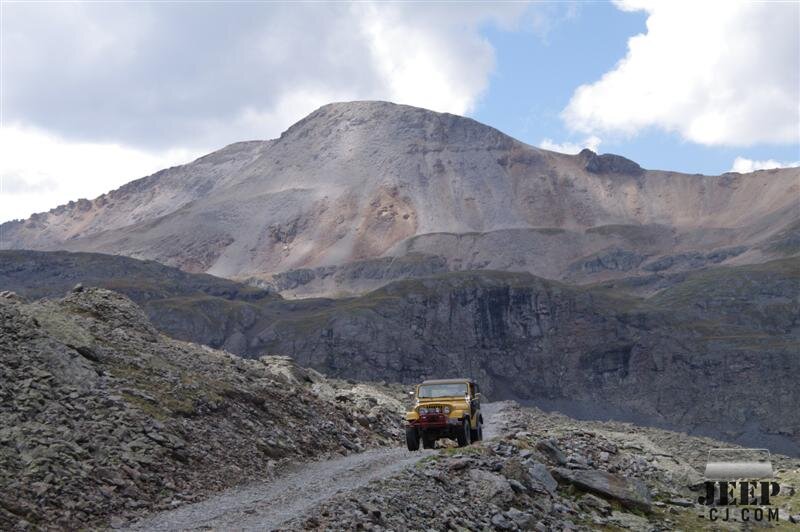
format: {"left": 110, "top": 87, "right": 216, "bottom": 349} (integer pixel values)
{"left": 1, "top": 0, "right": 798, "bottom": 223}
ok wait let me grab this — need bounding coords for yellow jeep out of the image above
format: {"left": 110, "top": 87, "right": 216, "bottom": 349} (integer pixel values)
{"left": 404, "top": 378, "right": 483, "bottom": 451}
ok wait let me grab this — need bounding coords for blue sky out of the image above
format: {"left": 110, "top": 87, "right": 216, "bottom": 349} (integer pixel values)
{"left": 473, "top": 2, "right": 799, "bottom": 175}
{"left": 1, "top": 1, "right": 798, "bottom": 222}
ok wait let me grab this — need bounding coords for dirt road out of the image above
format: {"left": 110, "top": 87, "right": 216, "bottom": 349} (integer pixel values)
{"left": 126, "top": 403, "right": 505, "bottom": 531}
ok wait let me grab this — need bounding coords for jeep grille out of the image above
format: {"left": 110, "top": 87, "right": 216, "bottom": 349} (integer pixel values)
{"left": 418, "top": 404, "right": 447, "bottom": 414}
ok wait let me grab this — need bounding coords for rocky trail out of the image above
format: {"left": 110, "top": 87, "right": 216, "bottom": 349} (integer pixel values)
{"left": 125, "top": 448, "right": 431, "bottom": 531}
{"left": 127, "top": 404, "right": 505, "bottom": 531}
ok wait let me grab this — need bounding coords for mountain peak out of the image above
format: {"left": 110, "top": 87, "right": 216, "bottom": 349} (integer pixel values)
{"left": 278, "top": 100, "right": 517, "bottom": 150}
{"left": 2, "top": 101, "right": 797, "bottom": 292}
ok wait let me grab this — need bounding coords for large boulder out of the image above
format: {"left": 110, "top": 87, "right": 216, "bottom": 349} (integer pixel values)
{"left": 536, "top": 438, "right": 567, "bottom": 466}
{"left": 527, "top": 462, "right": 558, "bottom": 496}
{"left": 551, "top": 467, "right": 652, "bottom": 512}
{"left": 467, "top": 469, "right": 514, "bottom": 505}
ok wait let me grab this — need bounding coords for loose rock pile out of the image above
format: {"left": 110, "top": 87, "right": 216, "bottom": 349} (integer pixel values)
{"left": 0, "top": 288, "right": 404, "bottom": 530}
{"left": 287, "top": 402, "right": 800, "bottom": 531}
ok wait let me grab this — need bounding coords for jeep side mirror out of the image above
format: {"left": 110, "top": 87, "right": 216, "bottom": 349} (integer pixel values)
{"left": 475, "top": 393, "right": 481, "bottom": 400}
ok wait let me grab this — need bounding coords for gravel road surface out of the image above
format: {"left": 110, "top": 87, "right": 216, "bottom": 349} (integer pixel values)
{"left": 125, "top": 403, "right": 505, "bottom": 531}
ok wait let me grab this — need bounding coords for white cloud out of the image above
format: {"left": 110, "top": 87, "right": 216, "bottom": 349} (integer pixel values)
{"left": 0, "top": 125, "right": 200, "bottom": 222}
{"left": 563, "top": 1, "right": 799, "bottom": 146}
{"left": 3, "top": 2, "right": 528, "bottom": 150}
{"left": 730, "top": 156, "right": 800, "bottom": 173}
{"left": 538, "top": 135, "right": 602, "bottom": 154}
{"left": 357, "top": 3, "right": 506, "bottom": 116}
{"left": 1, "top": 2, "right": 534, "bottom": 221}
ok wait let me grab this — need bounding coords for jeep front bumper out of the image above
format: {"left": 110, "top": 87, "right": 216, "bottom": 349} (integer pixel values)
{"left": 406, "top": 414, "right": 462, "bottom": 429}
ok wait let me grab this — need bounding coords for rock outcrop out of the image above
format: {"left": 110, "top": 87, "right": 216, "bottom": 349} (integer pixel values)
{"left": 0, "top": 287, "right": 405, "bottom": 530}
{"left": 580, "top": 148, "right": 644, "bottom": 176}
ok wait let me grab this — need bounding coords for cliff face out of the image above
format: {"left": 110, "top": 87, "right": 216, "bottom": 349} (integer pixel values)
{"left": 255, "top": 264, "right": 799, "bottom": 454}
{"left": 2, "top": 101, "right": 798, "bottom": 296}
{"left": 3, "top": 251, "right": 795, "bottom": 453}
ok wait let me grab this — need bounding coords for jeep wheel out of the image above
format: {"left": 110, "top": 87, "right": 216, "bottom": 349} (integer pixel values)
{"left": 405, "top": 427, "right": 420, "bottom": 451}
{"left": 456, "top": 417, "right": 471, "bottom": 447}
{"left": 470, "top": 421, "right": 483, "bottom": 442}
{"left": 422, "top": 433, "right": 436, "bottom": 450}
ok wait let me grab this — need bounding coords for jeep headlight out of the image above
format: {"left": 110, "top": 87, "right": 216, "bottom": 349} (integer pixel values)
{"left": 443, "top": 406, "right": 451, "bottom": 414}
{"left": 419, "top": 407, "right": 428, "bottom": 414}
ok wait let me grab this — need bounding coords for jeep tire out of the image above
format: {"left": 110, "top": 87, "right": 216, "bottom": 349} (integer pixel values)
{"left": 470, "top": 420, "right": 483, "bottom": 442}
{"left": 406, "top": 427, "right": 420, "bottom": 451}
{"left": 456, "top": 417, "right": 472, "bottom": 447}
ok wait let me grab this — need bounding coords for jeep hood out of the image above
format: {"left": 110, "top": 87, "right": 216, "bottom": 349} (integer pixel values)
{"left": 416, "top": 397, "right": 469, "bottom": 405}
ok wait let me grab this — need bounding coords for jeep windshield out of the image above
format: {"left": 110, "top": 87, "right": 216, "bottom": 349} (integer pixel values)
{"left": 418, "top": 383, "right": 468, "bottom": 398}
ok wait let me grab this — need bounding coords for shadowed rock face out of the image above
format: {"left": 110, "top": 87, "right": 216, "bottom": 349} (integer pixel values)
{"left": 2, "top": 251, "right": 798, "bottom": 454}
{"left": 580, "top": 148, "right": 643, "bottom": 176}
{"left": 2, "top": 101, "right": 798, "bottom": 297}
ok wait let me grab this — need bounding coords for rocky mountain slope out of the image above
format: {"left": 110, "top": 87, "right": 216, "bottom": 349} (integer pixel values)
{"left": 0, "top": 286, "right": 405, "bottom": 530}
{"left": 0, "top": 249, "right": 275, "bottom": 302}
{"left": 2, "top": 101, "right": 797, "bottom": 297}
{"left": 285, "top": 402, "right": 800, "bottom": 531}
{"left": 2, "top": 251, "right": 798, "bottom": 455}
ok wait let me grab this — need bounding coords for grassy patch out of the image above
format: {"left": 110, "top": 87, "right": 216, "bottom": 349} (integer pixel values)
{"left": 28, "top": 304, "right": 95, "bottom": 348}
{"left": 441, "top": 444, "right": 488, "bottom": 457}
{"left": 121, "top": 392, "right": 170, "bottom": 421}
{"left": 649, "top": 258, "right": 800, "bottom": 308}
{"left": 109, "top": 359, "right": 227, "bottom": 419}
{"left": 415, "top": 455, "right": 441, "bottom": 468}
